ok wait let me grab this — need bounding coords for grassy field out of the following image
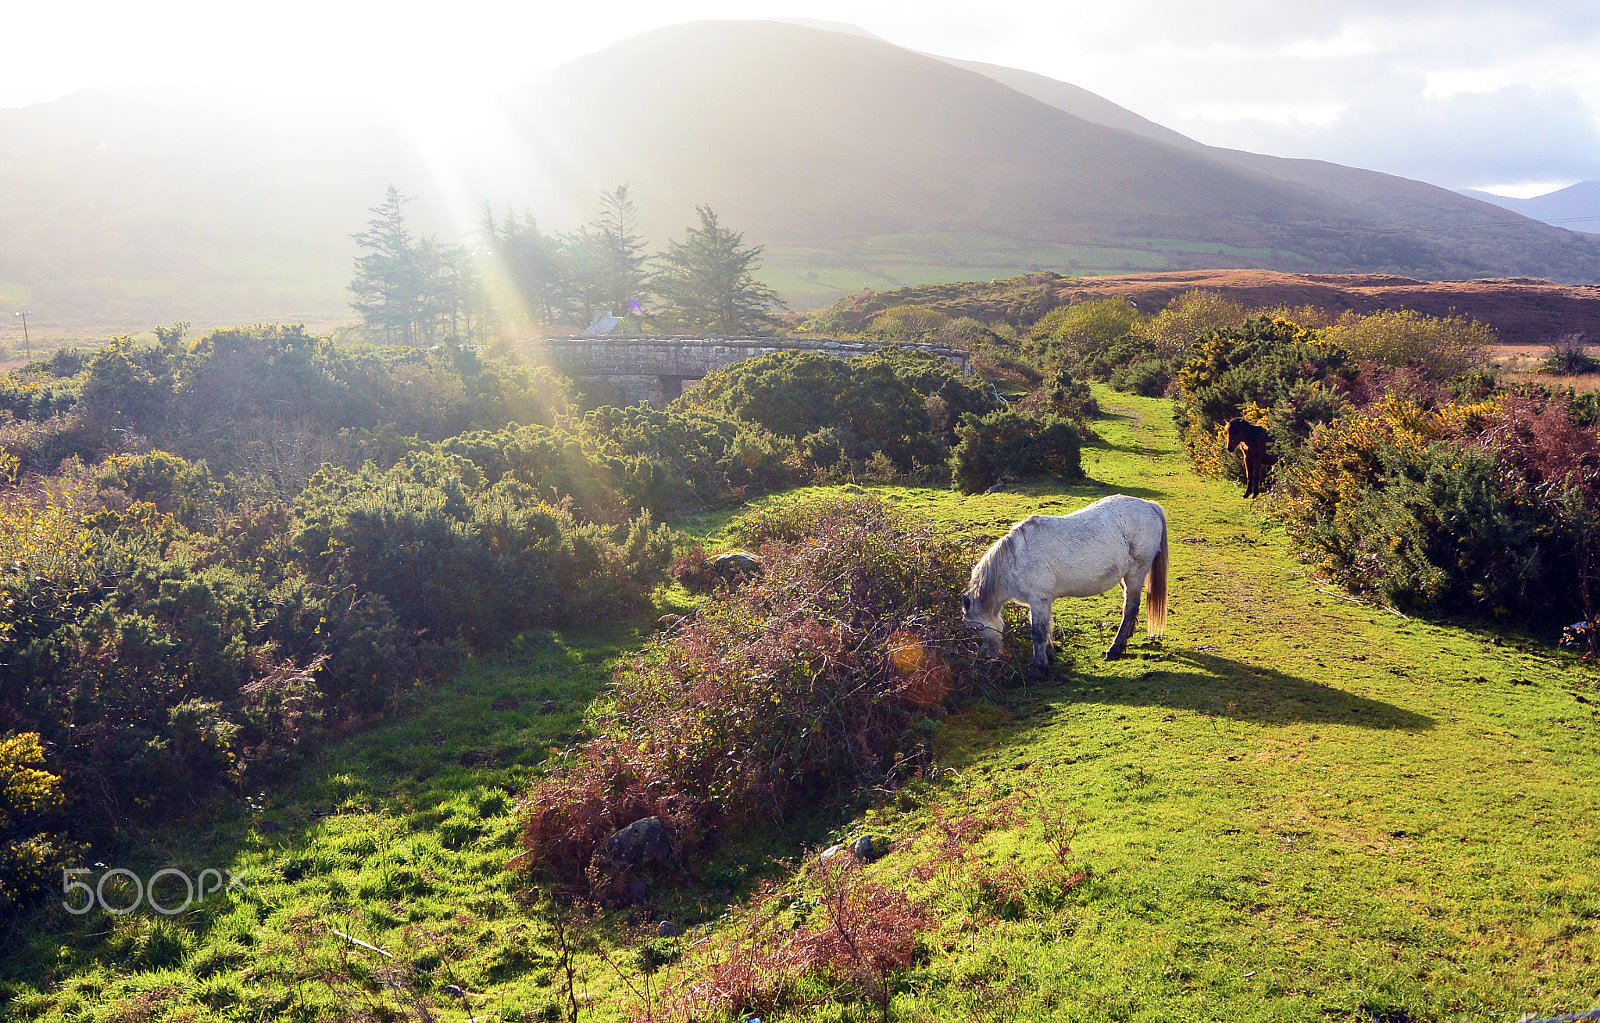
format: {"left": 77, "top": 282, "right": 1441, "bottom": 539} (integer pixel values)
{"left": 4, "top": 388, "right": 1599, "bottom": 1022}
{"left": 762, "top": 234, "right": 1184, "bottom": 309}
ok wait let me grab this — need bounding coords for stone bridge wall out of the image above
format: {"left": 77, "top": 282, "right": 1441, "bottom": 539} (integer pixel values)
{"left": 520, "top": 336, "right": 972, "bottom": 407}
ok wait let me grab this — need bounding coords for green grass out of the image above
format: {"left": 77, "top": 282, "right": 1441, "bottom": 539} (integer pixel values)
{"left": 5, "top": 387, "right": 1600, "bottom": 1022}
{"left": 763, "top": 234, "right": 1182, "bottom": 307}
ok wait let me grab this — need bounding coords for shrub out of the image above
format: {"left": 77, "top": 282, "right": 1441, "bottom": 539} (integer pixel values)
{"left": 637, "top": 863, "right": 934, "bottom": 1023}
{"left": 1137, "top": 291, "right": 1248, "bottom": 360}
{"left": 1537, "top": 334, "right": 1600, "bottom": 376}
{"left": 0, "top": 324, "right": 579, "bottom": 485}
{"left": 1273, "top": 394, "right": 1595, "bottom": 622}
{"left": 1174, "top": 315, "right": 1351, "bottom": 468}
{"left": 94, "top": 451, "right": 222, "bottom": 530}
{"left": 1324, "top": 309, "right": 1494, "bottom": 380}
{"left": 678, "top": 350, "right": 983, "bottom": 469}
{"left": 950, "top": 409, "right": 1083, "bottom": 494}
{"left": 969, "top": 342, "right": 1042, "bottom": 392}
{"left": 1018, "top": 366, "right": 1098, "bottom": 423}
{"left": 1022, "top": 295, "right": 1215, "bottom": 397}
{"left": 868, "top": 304, "right": 949, "bottom": 342}
{"left": 515, "top": 495, "right": 979, "bottom": 892}
{"left": 0, "top": 733, "right": 77, "bottom": 913}
{"left": 1023, "top": 297, "right": 1139, "bottom": 368}
{"left": 0, "top": 444, "right": 676, "bottom": 832}
{"left": 289, "top": 453, "right": 673, "bottom": 653}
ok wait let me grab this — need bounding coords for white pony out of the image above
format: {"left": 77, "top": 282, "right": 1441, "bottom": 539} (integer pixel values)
{"left": 961, "top": 494, "right": 1168, "bottom": 667}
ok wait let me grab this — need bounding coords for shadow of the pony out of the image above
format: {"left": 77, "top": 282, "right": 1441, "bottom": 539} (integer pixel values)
{"left": 1059, "top": 649, "right": 1435, "bottom": 731}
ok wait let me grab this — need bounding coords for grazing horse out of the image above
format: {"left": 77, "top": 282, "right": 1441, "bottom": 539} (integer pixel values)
{"left": 961, "top": 494, "right": 1168, "bottom": 668}
{"left": 1225, "top": 417, "right": 1270, "bottom": 498}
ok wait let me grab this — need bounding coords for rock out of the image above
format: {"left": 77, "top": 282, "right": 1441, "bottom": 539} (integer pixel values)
{"left": 712, "top": 551, "right": 762, "bottom": 579}
{"left": 984, "top": 482, "right": 1006, "bottom": 494}
{"left": 257, "top": 820, "right": 282, "bottom": 834}
{"left": 849, "top": 835, "right": 885, "bottom": 862}
{"left": 657, "top": 919, "right": 681, "bottom": 938}
{"left": 605, "top": 816, "right": 674, "bottom": 866}
{"left": 818, "top": 844, "right": 846, "bottom": 863}
{"left": 442, "top": 985, "right": 466, "bottom": 1000}
{"left": 627, "top": 879, "right": 648, "bottom": 904}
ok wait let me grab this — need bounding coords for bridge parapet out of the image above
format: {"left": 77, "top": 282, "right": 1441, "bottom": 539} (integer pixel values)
{"left": 519, "top": 336, "right": 971, "bottom": 407}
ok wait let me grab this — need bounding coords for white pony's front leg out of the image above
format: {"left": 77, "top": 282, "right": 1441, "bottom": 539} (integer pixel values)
{"left": 1029, "top": 598, "right": 1054, "bottom": 671}
{"left": 1105, "top": 572, "right": 1143, "bottom": 661}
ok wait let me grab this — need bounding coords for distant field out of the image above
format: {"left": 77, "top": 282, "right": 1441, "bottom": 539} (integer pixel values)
{"left": 765, "top": 233, "right": 1189, "bottom": 309}
{"left": 1493, "top": 342, "right": 1600, "bottom": 391}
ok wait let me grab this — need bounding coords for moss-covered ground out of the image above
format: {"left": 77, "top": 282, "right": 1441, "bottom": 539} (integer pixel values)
{"left": 4, "top": 387, "right": 1598, "bottom": 1022}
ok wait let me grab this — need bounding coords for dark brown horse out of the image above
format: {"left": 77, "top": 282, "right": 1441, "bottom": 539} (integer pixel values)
{"left": 1225, "top": 417, "right": 1270, "bottom": 498}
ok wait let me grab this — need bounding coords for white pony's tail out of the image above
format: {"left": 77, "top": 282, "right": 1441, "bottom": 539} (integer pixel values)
{"left": 1146, "top": 510, "right": 1168, "bottom": 639}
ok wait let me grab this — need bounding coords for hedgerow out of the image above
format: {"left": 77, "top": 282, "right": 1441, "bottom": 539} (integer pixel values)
{"left": 0, "top": 444, "right": 675, "bottom": 866}
{"left": 515, "top": 494, "right": 982, "bottom": 895}
{"left": 1273, "top": 391, "right": 1600, "bottom": 629}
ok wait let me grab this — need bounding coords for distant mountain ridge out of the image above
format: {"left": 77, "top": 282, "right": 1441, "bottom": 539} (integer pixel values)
{"left": 1460, "top": 182, "right": 1600, "bottom": 235}
{"left": 1, "top": 19, "right": 1596, "bottom": 338}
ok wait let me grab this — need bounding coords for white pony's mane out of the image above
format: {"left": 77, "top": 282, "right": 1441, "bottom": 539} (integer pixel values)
{"left": 968, "top": 519, "right": 1030, "bottom": 612}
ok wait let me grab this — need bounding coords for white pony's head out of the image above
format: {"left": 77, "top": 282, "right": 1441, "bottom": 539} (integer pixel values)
{"left": 961, "top": 566, "right": 1005, "bottom": 659}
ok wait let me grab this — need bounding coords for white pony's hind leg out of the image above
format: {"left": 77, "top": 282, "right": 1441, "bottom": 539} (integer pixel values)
{"left": 1105, "top": 571, "right": 1143, "bottom": 661}
{"left": 1028, "top": 598, "right": 1054, "bottom": 670}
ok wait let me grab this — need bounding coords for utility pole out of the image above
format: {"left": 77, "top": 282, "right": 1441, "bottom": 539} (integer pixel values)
{"left": 13, "top": 310, "right": 30, "bottom": 364}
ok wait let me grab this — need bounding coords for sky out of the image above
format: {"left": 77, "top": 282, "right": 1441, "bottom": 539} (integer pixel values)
{"left": 4, "top": 0, "right": 1598, "bottom": 196}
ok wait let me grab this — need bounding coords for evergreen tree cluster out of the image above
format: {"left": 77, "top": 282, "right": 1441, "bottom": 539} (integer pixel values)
{"left": 350, "top": 185, "right": 786, "bottom": 340}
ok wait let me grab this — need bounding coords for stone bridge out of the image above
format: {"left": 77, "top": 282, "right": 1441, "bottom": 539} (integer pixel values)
{"left": 518, "top": 336, "right": 972, "bottom": 407}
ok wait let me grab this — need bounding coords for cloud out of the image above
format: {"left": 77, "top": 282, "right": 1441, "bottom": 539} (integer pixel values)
{"left": 969, "top": 0, "right": 1600, "bottom": 189}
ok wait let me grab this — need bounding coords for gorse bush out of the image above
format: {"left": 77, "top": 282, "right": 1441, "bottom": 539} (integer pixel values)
{"left": 1164, "top": 308, "right": 1600, "bottom": 633}
{"left": 0, "top": 324, "right": 573, "bottom": 484}
{"left": 516, "top": 494, "right": 980, "bottom": 894}
{"left": 1275, "top": 394, "right": 1599, "bottom": 624}
{"left": 290, "top": 452, "right": 673, "bottom": 653}
{"left": 0, "top": 446, "right": 675, "bottom": 836}
{"left": 1018, "top": 366, "right": 1099, "bottom": 423}
{"left": 679, "top": 348, "right": 1000, "bottom": 470}
{"left": 440, "top": 406, "right": 805, "bottom": 522}
{"left": 950, "top": 409, "right": 1083, "bottom": 494}
{"left": 1021, "top": 293, "right": 1247, "bottom": 398}
{"left": 0, "top": 732, "right": 77, "bottom": 913}
{"left": 1538, "top": 334, "right": 1600, "bottom": 376}
{"left": 1324, "top": 309, "right": 1494, "bottom": 380}
{"left": 1174, "top": 315, "right": 1352, "bottom": 472}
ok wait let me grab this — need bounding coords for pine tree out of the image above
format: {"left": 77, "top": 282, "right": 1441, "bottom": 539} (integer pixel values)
{"left": 652, "top": 205, "right": 784, "bottom": 336}
{"left": 592, "top": 184, "right": 649, "bottom": 319}
{"left": 350, "top": 187, "right": 425, "bottom": 343}
{"left": 480, "top": 206, "right": 568, "bottom": 327}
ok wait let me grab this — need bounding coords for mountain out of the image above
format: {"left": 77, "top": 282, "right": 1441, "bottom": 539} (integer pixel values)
{"left": 2, "top": 19, "right": 1596, "bottom": 338}
{"left": 934, "top": 57, "right": 1202, "bottom": 151}
{"left": 1460, "top": 182, "right": 1600, "bottom": 235}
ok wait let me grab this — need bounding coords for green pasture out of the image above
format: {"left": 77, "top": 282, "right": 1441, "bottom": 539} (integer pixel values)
{"left": 4, "top": 388, "right": 1599, "bottom": 1022}
{"left": 764, "top": 234, "right": 1182, "bottom": 307}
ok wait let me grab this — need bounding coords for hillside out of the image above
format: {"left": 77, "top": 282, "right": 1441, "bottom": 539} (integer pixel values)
{"left": 812, "top": 268, "right": 1600, "bottom": 345}
{"left": 6, "top": 388, "right": 1597, "bottom": 1021}
{"left": 3, "top": 20, "right": 1599, "bottom": 338}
